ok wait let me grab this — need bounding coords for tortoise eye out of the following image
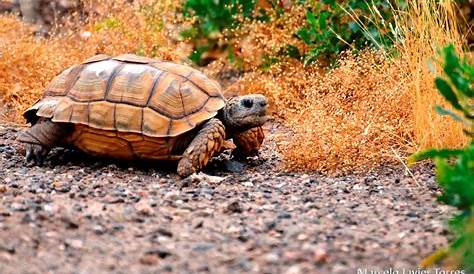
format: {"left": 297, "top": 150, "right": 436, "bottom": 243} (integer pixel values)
{"left": 241, "top": 98, "right": 253, "bottom": 108}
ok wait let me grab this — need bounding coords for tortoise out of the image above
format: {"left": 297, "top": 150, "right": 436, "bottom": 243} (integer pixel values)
{"left": 18, "top": 54, "right": 268, "bottom": 177}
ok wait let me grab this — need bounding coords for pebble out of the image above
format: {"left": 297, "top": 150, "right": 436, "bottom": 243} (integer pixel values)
{"left": 313, "top": 249, "right": 329, "bottom": 263}
{"left": 264, "top": 252, "right": 279, "bottom": 263}
{"left": 60, "top": 215, "right": 80, "bottom": 229}
{"left": 226, "top": 200, "right": 243, "bottom": 213}
{"left": 135, "top": 201, "right": 154, "bottom": 216}
{"left": 192, "top": 243, "right": 214, "bottom": 252}
{"left": 164, "top": 191, "right": 179, "bottom": 200}
{"left": 92, "top": 225, "right": 106, "bottom": 235}
{"left": 242, "top": 181, "right": 254, "bottom": 187}
{"left": 65, "top": 238, "right": 83, "bottom": 249}
{"left": 139, "top": 254, "right": 158, "bottom": 265}
{"left": 11, "top": 203, "right": 28, "bottom": 212}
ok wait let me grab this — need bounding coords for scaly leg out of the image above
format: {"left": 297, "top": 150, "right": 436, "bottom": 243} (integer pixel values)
{"left": 18, "top": 118, "right": 71, "bottom": 166}
{"left": 232, "top": 126, "right": 264, "bottom": 158}
{"left": 177, "top": 118, "right": 226, "bottom": 177}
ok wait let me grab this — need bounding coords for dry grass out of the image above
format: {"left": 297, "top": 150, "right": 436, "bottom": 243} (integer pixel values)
{"left": 0, "top": 0, "right": 469, "bottom": 173}
{"left": 234, "top": 52, "right": 412, "bottom": 173}
{"left": 392, "top": 0, "right": 470, "bottom": 150}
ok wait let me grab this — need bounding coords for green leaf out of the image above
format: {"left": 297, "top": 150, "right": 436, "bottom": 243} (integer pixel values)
{"left": 296, "top": 29, "right": 313, "bottom": 44}
{"left": 408, "top": 148, "right": 464, "bottom": 164}
{"left": 435, "top": 105, "right": 464, "bottom": 122}
{"left": 435, "top": 78, "right": 463, "bottom": 111}
{"left": 284, "top": 45, "right": 301, "bottom": 59}
{"left": 306, "top": 10, "right": 317, "bottom": 27}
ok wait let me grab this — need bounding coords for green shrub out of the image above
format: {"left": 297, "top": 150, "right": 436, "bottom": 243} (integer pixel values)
{"left": 181, "top": 0, "right": 259, "bottom": 65}
{"left": 296, "top": 0, "right": 398, "bottom": 64}
{"left": 409, "top": 44, "right": 473, "bottom": 271}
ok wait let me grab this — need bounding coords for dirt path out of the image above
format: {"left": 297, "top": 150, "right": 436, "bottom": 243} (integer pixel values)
{"left": 0, "top": 124, "right": 451, "bottom": 274}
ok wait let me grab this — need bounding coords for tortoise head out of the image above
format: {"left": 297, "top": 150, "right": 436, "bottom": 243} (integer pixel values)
{"left": 222, "top": 94, "right": 268, "bottom": 131}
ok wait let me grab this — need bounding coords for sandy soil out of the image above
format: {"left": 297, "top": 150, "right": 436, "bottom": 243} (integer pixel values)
{"left": 0, "top": 123, "right": 452, "bottom": 274}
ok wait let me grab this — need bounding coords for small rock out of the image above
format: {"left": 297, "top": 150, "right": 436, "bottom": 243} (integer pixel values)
{"left": 265, "top": 221, "right": 277, "bottom": 231}
{"left": 92, "top": 225, "right": 106, "bottom": 235}
{"left": 11, "top": 202, "right": 28, "bottom": 212}
{"left": 140, "top": 254, "right": 158, "bottom": 265}
{"left": 0, "top": 243, "right": 15, "bottom": 254}
{"left": 277, "top": 212, "right": 292, "bottom": 219}
{"left": 225, "top": 200, "right": 243, "bottom": 213}
{"left": 242, "top": 181, "right": 254, "bottom": 187}
{"left": 112, "top": 224, "right": 125, "bottom": 231}
{"left": 313, "top": 248, "right": 329, "bottom": 263}
{"left": 104, "top": 196, "right": 125, "bottom": 204}
{"left": 189, "top": 173, "right": 226, "bottom": 184}
{"left": 0, "top": 185, "right": 7, "bottom": 193}
{"left": 192, "top": 243, "right": 214, "bottom": 252}
{"left": 135, "top": 201, "right": 154, "bottom": 216}
{"left": 60, "top": 215, "right": 80, "bottom": 229}
{"left": 65, "top": 238, "right": 83, "bottom": 249}
{"left": 264, "top": 252, "right": 279, "bottom": 263}
{"left": 164, "top": 191, "right": 179, "bottom": 201}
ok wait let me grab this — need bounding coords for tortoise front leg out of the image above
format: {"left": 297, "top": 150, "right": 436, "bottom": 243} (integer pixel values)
{"left": 18, "top": 118, "right": 71, "bottom": 166}
{"left": 177, "top": 118, "right": 226, "bottom": 177}
{"left": 232, "top": 126, "right": 265, "bottom": 158}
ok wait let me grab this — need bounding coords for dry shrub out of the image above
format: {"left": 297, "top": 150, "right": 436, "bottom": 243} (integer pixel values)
{"left": 236, "top": 52, "right": 412, "bottom": 173}
{"left": 0, "top": 0, "right": 186, "bottom": 122}
{"left": 235, "top": 4, "right": 308, "bottom": 68}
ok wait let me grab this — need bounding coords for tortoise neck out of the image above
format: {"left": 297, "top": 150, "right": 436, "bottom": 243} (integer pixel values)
{"left": 217, "top": 109, "right": 240, "bottom": 138}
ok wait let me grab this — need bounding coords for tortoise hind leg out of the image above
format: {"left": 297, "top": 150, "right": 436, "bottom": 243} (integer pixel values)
{"left": 177, "top": 118, "right": 226, "bottom": 177}
{"left": 18, "top": 118, "right": 71, "bottom": 166}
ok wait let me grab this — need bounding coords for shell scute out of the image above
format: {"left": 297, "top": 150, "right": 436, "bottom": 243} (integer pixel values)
{"left": 107, "top": 64, "right": 161, "bottom": 106}
{"left": 68, "top": 60, "right": 121, "bottom": 101}
{"left": 148, "top": 73, "right": 185, "bottom": 118}
{"left": 45, "top": 65, "right": 83, "bottom": 96}
{"left": 142, "top": 107, "right": 171, "bottom": 136}
{"left": 114, "top": 104, "right": 143, "bottom": 132}
{"left": 88, "top": 101, "right": 116, "bottom": 130}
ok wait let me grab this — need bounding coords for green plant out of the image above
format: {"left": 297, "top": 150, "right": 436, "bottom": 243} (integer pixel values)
{"left": 409, "top": 44, "right": 473, "bottom": 271}
{"left": 181, "top": 0, "right": 258, "bottom": 65}
{"left": 296, "top": 0, "right": 398, "bottom": 64}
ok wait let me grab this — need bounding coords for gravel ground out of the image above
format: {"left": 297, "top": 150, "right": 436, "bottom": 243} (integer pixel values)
{"left": 0, "top": 123, "right": 453, "bottom": 274}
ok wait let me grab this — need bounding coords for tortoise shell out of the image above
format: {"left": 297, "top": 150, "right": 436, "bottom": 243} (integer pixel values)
{"left": 24, "top": 54, "right": 226, "bottom": 138}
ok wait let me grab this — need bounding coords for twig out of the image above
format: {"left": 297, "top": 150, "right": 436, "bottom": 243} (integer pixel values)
{"left": 391, "top": 146, "right": 421, "bottom": 187}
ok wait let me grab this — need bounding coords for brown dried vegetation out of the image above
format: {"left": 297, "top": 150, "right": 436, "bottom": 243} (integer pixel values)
{"left": 235, "top": 53, "right": 412, "bottom": 173}
{"left": 0, "top": 0, "right": 468, "bottom": 173}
